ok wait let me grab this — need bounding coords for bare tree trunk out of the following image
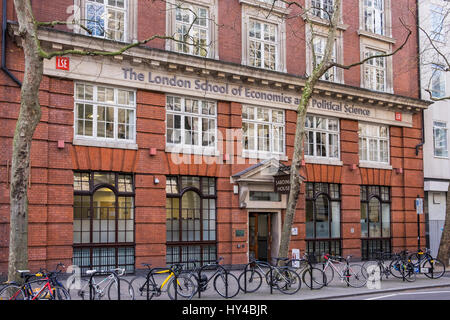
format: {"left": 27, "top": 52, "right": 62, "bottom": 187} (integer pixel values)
{"left": 8, "top": 0, "right": 44, "bottom": 282}
{"left": 278, "top": 80, "right": 317, "bottom": 260}
{"left": 438, "top": 187, "right": 450, "bottom": 266}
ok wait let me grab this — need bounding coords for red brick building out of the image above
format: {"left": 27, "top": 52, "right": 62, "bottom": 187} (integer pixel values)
{"left": 0, "top": 0, "right": 429, "bottom": 275}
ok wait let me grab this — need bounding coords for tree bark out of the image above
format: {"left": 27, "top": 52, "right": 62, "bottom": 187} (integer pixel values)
{"left": 8, "top": 0, "right": 44, "bottom": 282}
{"left": 277, "top": 0, "right": 340, "bottom": 260}
{"left": 438, "top": 187, "right": 450, "bottom": 266}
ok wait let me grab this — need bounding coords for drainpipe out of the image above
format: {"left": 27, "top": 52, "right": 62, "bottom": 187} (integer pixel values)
{"left": 415, "top": 0, "right": 424, "bottom": 156}
{"left": 2, "top": 0, "right": 22, "bottom": 87}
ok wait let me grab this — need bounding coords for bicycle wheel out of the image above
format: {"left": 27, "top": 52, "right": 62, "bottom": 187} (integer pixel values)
{"left": 238, "top": 269, "right": 263, "bottom": 293}
{"left": 129, "top": 276, "right": 150, "bottom": 299}
{"left": 402, "top": 263, "right": 417, "bottom": 282}
{"left": 302, "top": 267, "right": 326, "bottom": 290}
{"left": 213, "top": 272, "right": 240, "bottom": 298}
{"left": 0, "top": 284, "right": 26, "bottom": 300}
{"left": 274, "top": 268, "right": 301, "bottom": 295}
{"left": 423, "top": 258, "right": 446, "bottom": 279}
{"left": 52, "top": 285, "right": 71, "bottom": 300}
{"left": 107, "top": 278, "right": 134, "bottom": 300}
{"left": 345, "top": 264, "right": 367, "bottom": 288}
{"left": 68, "top": 278, "right": 90, "bottom": 300}
{"left": 167, "top": 274, "right": 197, "bottom": 300}
{"left": 265, "top": 269, "right": 277, "bottom": 287}
{"left": 361, "top": 261, "right": 380, "bottom": 279}
{"left": 321, "top": 265, "right": 334, "bottom": 285}
{"left": 408, "top": 253, "right": 421, "bottom": 265}
{"left": 389, "top": 259, "right": 404, "bottom": 279}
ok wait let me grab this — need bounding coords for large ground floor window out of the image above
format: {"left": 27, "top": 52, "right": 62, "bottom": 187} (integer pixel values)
{"left": 305, "top": 182, "right": 341, "bottom": 260}
{"left": 166, "top": 176, "right": 217, "bottom": 267}
{"left": 73, "top": 171, "right": 135, "bottom": 274}
{"left": 360, "top": 185, "right": 391, "bottom": 260}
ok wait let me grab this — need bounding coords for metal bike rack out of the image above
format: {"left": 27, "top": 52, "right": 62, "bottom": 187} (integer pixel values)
{"left": 88, "top": 270, "right": 120, "bottom": 301}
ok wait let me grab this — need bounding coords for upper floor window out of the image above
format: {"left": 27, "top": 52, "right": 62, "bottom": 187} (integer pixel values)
{"left": 363, "top": 48, "right": 386, "bottom": 92}
{"left": 166, "top": 95, "right": 217, "bottom": 152}
{"left": 166, "top": 1, "right": 217, "bottom": 59}
{"left": 86, "top": 0, "right": 127, "bottom": 41}
{"left": 430, "top": 4, "right": 445, "bottom": 42}
{"left": 305, "top": 115, "right": 339, "bottom": 159}
{"left": 430, "top": 63, "right": 446, "bottom": 99}
{"left": 358, "top": 122, "right": 389, "bottom": 164}
{"left": 174, "top": 2, "right": 209, "bottom": 57}
{"left": 248, "top": 19, "right": 278, "bottom": 71}
{"left": 363, "top": 0, "right": 384, "bottom": 35}
{"left": 312, "top": 35, "right": 337, "bottom": 82}
{"left": 74, "top": 83, "right": 136, "bottom": 143}
{"left": 433, "top": 121, "right": 448, "bottom": 158}
{"left": 311, "top": 0, "right": 334, "bottom": 20}
{"left": 242, "top": 106, "right": 285, "bottom": 155}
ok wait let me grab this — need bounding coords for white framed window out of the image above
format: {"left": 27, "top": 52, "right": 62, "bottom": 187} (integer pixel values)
{"left": 242, "top": 106, "right": 285, "bottom": 155}
{"left": 85, "top": 0, "right": 127, "bottom": 41}
{"left": 312, "top": 35, "right": 337, "bottom": 82}
{"left": 430, "top": 63, "right": 446, "bottom": 99}
{"left": 166, "top": 95, "right": 217, "bottom": 152}
{"left": 311, "top": 0, "right": 334, "bottom": 20}
{"left": 363, "top": 48, "right": 386, "bottom": 92}
{"left": 358, "top": 122, "right": 389, "bottom": 164}
{"left": 174, "top": 2, "right": 210, "bottom": 57}
{"left": 433, "top": 121, "right": 448, "bottom": 158}
{"left": 166, "top": 0, "right": 218, "bottom": 59}
{"left": 430, "top": 4, "right": 445, "bottom": 42}
{"left": 74, "top": 83, "right": 136, "bottom": 143}
{"left": 248, "top": 19, "right": 278, "bottom": 71}
{"left": 305, "top": 115, "right": 340, "bottom": 159}
{"left": 363, "top": 0, "right": 385, "bottom": 35}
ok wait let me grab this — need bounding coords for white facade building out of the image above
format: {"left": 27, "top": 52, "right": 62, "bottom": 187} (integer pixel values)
{"left": 419, "top": 0, "right": 450, "bottom": 256}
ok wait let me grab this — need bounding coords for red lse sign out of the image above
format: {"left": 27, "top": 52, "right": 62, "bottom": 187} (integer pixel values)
{"left": 56, "top": 56, "right": 70, "bottom": 71}
{"left": 395, "top": 112, "right": 402, "bottom": 121}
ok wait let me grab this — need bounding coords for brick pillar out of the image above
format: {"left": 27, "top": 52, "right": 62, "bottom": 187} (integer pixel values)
{"left": 340, "top": 119, "right": 362, "bottom": 258}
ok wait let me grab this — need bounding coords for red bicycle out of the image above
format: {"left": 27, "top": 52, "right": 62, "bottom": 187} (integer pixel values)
{"left": 0, "top": 263, "right": 70, "bottom": 300}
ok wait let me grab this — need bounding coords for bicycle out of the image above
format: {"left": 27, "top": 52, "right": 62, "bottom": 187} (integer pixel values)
{"left": 186, "top": 257, "right": 240, "bottom": 299}
{"left": 288, "top": 253, "right": 327, "bottom": 290}
{"left": 388, "top": 250, "right": 416, "bottom": 282}
{"left": 239, "top": 257, "right": 301, "bottom": 295}
{"left": 408, "top": 248, "right": 446, "bottom": 279}
{"left": 361, "top": 251, "right": 394, "bottom": 281}
{"left": 129, "top": 263, "right": 196, "bottom": 300}
{"left": 238, "top": 258, "right": 271, "bottom": 293}
{"left": 321, "top": 254, "right": 367, "bottom": 288}
{"left": 0, "top": 263, "right": 70, "bottom": 300}
{"left": 70, "top": 268, "right": 134, "bottom": 300}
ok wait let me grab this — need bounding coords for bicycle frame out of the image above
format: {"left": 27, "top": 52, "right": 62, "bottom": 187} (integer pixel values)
{"left": 142, "top": 266, "right": 181, "bottom": 300}
{"left": 322, "top": 257, "right": 353, "bottom": 286}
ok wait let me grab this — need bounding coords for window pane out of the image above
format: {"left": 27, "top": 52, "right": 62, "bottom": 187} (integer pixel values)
{"left": 315, "top": 195, "right": 329, "bottom": 238}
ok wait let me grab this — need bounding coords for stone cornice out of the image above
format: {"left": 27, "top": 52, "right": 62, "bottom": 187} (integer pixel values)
{"left": 8, "top": 23, "right": 432, "bottom": 112}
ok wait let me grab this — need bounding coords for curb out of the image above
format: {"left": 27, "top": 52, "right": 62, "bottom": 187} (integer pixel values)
{"left": 309, "top": 281, "right": 450, "bottom": 300}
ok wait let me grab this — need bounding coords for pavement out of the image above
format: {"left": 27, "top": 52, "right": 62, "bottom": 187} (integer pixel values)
{"left": 74, "top": 266, "right": 450, "bottom": 301}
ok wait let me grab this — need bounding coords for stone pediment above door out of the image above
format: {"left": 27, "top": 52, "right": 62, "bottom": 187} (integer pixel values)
{"left": 230, "top": 158, "right": 289, "bottom": 209}
{"left": 230, "top": 158, "right": 289, "bottom": 184}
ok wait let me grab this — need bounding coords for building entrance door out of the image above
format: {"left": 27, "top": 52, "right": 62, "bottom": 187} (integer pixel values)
{"left": 249, "top": 213, "right": 271, "bottom": 262}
